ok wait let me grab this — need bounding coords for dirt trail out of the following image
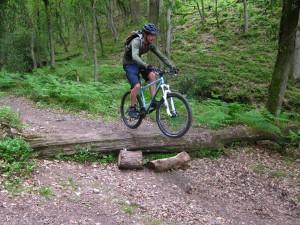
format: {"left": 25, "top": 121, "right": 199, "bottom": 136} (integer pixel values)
{"left": 0, "top": 96, "right": 300, "bottom": 225}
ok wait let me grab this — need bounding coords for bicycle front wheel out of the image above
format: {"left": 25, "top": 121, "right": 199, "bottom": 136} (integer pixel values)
{"left": 156, "top": 92, "right": 192, "bottom": 138}
{"left": 120, "top": 91, "right": 143, "bottom": 129}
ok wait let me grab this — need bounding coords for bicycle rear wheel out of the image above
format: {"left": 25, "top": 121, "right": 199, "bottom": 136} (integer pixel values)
{"left": 156, "top": 92, "right": 192, "bottom": 138}
{"left": 120, "top": 91, "right": 143, "bottom": 129}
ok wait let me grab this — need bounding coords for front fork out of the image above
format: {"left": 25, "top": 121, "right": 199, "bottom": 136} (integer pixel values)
{"left": 161, "top": 84, "right": 176, "bottom": 117}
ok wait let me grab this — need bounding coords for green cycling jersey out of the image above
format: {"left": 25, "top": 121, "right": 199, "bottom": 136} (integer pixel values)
{"left": 123, "top": 36, "right": 174, "bottom": 68}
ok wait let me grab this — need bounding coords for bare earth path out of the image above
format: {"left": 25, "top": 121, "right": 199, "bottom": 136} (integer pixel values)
{"left": 0, "top": 96, "right": 300, "bottom": 225}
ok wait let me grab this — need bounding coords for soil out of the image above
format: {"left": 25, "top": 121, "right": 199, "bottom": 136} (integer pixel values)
{"left": 0, "top": 96, "right": 299, "bottom": 225}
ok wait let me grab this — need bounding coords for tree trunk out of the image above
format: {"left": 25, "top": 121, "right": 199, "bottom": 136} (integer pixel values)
{"left": 43, "top": 0, "right": 55, "bottom": 68}
{"left": 92, "top": 0, "right": 99, "bottom": 82}
{"left": 267, "top": 0, "right": 300, "bottom": 116}
{"left": 26, "top": 126, "right": 282, "bottom": 157}
{"left": 118, "top": 150, "right": 143, "bottom": 170}
{"left": 149, "top": 0, "right": 160, "bottom": 25}
{"left": 200, "top": 0, "right": 205, "bottom": 21}
{"left": 149, "top": 0, "right": 160, "bottom": 64}
{"left": 106, "top": 0, "right": 118, "bottom": 42}
{"left": 130, "top": 0, "right": 140, "bottom": 23}
{"left": 243, "top": 0, "right": 249, "bottom": 33}
{"left": 293, "top": 10, "right": 300, "bottom": 79}
{"left": 95, "top": 15, "right": 104, "bottom": 56}
{"left": 55, "top": 7, "right": 68, "bottom": 52}
{"left": 30, "top": 31, "right": 37, "bottom": 70}
{"left": 79, "top": 4, "right": 90, "bottom": 59}
{"left": 215, "top": 0, "right": 219, "bottom": 28}
{"left": 166, "top": 3, "right": 172, "bottom": 57}
{"left": 147, "top": 152, "right": 191, "bottom": 172}
{"left": 196, "top": 1, "right": 205, "bottom": 24}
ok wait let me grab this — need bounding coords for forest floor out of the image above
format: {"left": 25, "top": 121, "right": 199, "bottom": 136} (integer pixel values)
{"left": 0, "top": 96, "right": 300, "bottom": 225}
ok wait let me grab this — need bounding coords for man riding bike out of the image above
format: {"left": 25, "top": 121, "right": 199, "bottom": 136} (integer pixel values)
{"left": 123, "top": 23, "right": 178, "bottom": 119}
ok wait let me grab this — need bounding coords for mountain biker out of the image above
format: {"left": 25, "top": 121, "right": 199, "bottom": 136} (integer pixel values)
{"left": 123, "top": 23, "right": 178, "bottom": 119}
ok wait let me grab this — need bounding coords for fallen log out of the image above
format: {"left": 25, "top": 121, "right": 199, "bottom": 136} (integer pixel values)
{"left": 25, "top": 126, "right": 283, "bottom": 157}
{"left": 147, "top": 152, "right": 191, "bottom": 172}
{"left": 56, "top": 53, "right": 81, "bottom": 62}
{"left": 118, "top": 149, "right": 143, "bottom": 170}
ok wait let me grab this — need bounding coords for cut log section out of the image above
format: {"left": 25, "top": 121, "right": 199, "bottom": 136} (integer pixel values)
{"left": 118, "top": 149, "right": 143, "bottom": 170}
{"left": 147, "top": 152, "right": 191, "bottom": 172}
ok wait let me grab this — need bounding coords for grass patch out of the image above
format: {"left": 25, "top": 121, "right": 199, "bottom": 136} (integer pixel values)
{"left": 0, "top": 107, "right": 35, "bottom": 192}
{"left": 144, "top": 148, "right": 224, "bottom": 164}
{"left": 0, "top": 69, "right": 129, "bottom": 121}
{"left": 252, "top": 163, "right": 287, "bottom": 178}
{"left": 189, "top": 148, "right": 224, "bottom": 159}
{"left": 0, "top": 106, "right": 23, "bottom": 129}
{"left": 119, "top": 201, "right": 141, "bottom": 216}
{"left": 60, "top": 177, "right": 79, "bottom": 190}
{"left": 55, "top": 146, "right": 116, "bottom": 164}
{"left": 36, "top": 186, "right": 55, "bottom": 199}
{"left": 0, "top": 137, "right": 35, "bottom": 177}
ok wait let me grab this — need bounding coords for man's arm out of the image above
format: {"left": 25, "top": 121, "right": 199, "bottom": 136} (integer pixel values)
{"left": 131, "top": 38, "right": 148, "bottom": 68}
{"left": 150, "top": 45, "right": 175, "bottom": 68}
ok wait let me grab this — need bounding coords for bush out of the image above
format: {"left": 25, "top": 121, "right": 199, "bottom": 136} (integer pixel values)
{"left": 0, "top": 30, "right": 47, "bottom": 72}
{"left": 0, "top": 106, "right": 23, "bottom": 129}
{"left": 0, "top": 30, "right": 32, "bottom": 72}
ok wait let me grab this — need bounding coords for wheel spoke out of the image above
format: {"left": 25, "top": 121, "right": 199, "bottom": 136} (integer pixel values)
{"left": 156, "top": 93, "right": 192, "bottom": 138}
{"left": 120, "top": 92, "right": 143, "bottom": 129}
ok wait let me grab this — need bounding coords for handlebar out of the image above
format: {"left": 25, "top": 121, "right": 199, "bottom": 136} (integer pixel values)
{"left": 152, "top": 67, "right": 178, "bottom": 76}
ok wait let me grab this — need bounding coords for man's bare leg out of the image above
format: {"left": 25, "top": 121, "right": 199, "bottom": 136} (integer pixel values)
{"left": 130, "top": 83, "right": 141, "bottom": 107}
{"left": 148, "top": 72, "right": 156, "bottom": 97}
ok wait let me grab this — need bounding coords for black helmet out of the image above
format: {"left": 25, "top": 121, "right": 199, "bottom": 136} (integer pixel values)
{"left": 142, "top": 23, "right": 159, "bottom": 35}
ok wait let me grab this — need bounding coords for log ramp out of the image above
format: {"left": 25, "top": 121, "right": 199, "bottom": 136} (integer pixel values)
{"left": 25, "top": 125, "right": 279, "bottom": 157}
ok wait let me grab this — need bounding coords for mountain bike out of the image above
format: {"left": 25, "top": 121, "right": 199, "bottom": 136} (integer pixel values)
{"left": 120, "top": 68, "right": 192, "bottom": 138}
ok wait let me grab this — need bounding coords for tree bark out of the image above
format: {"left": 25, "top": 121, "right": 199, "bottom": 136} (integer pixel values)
{"left": 118, "top": 149, "right": 143, "bottom": 170}
{"left": 130, "top": 0, "right": 140, "bottom": 23}
{"left": 92, "top": 0, "right": 99, "bottom": 82}
{"left": 215, "top": 0, "right": 219, "bottom": 28}
{"left": 30, "top": 31, "right": 37, "bottom": 70}
{"left": 147, "top": 152, "right": 191, "bottom": 172}
{"left": 293, "top": 10, "right": 300, "bottom": 79}
{"left": 106, "top": 0, "right": 118, "bottom": 42}
{"left": 55, "top": 6, "right": 68, "bottom": 52}
{"left": 243, "top": 0, "right": 249, "bottom": 33}
{"left": 26, "top": 126, "right": 283, "bottom": 157}
{"left": 149, "top": 0, "right": 160, "bottom": 25}
{"left": 43, "top": 0, "right": 55, "bottom": 68}
{"left": 196, "top": 1, "right": 205, "bottom": 25}
{"left": 166, "top": 3, "right": 172, "bottom": 57}
{"left": 95, "top": 15, "right": 104, "bottom": 56}
{"left": 79, "top": 4, "right": 90, "bottom": 59}
{"left": 267, "top": 0, "right": 300, "bottom": 116}
{"left": 200, "top": 0, "right": 205, "bottom": 21}
{"left": 149, "top": 0, "right": 160, "bottom": 64}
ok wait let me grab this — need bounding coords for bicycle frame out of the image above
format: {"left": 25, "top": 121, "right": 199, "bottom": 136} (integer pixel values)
{"left": 139, "top": 74, "right": 175, "bottom": 116}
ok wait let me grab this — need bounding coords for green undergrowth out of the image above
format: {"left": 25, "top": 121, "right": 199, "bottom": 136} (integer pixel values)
{"left": 1, "top": 68, "right": 299, "bottom": 141}
{"left": 144, "top": 148, "right": 224, "bottom": 164}
{"left": 0, "top": 106, "right": 23, "bottom": 129}
{"left": 0, "top": 68, "right": 128, "bottom": 120}
{"left": 171, "top": 1, "right": 299, "bottom": 111}
{"left": 191, "top": 99, "right": 299, "bottom": 132}
{"left": 54, "top": 146, "right": 117, "bottom": 164}
{"left": 0, "top": 107, "right": 36, "bottom": 192}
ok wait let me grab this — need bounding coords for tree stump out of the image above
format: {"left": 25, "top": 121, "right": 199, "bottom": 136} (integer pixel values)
{"left": 118, "top": 149, "right": 143, "bottom": 170}
{"left": 147, "top": 151, "right": 191, "bottom": 172}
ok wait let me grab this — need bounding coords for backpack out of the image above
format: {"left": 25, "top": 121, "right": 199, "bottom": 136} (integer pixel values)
{"left": 124, "top": 30, "right": 143, "bottom": 49}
